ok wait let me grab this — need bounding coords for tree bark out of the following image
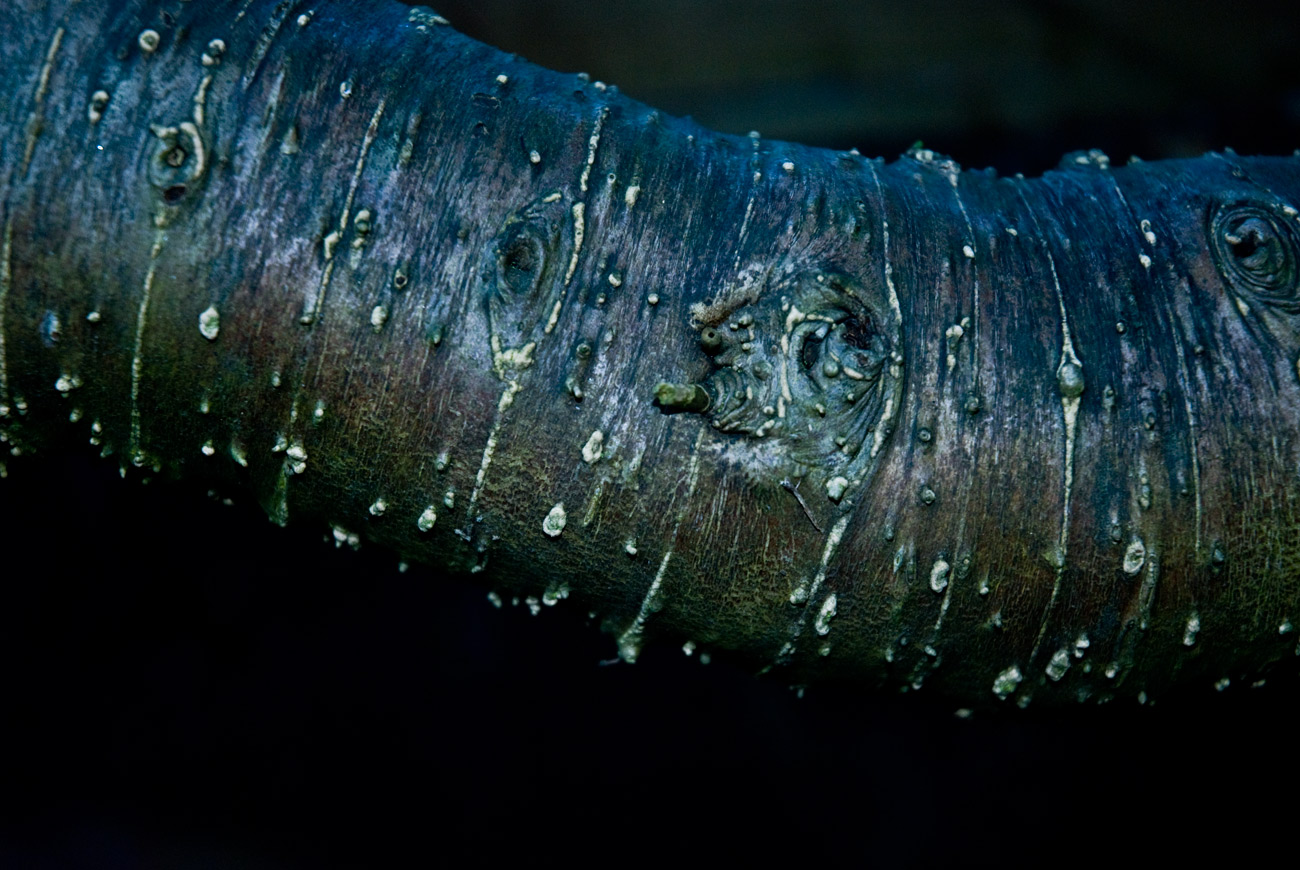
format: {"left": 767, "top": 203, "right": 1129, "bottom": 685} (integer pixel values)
{"left": 2, "top": 0, "right": 1298, "bottom": 708}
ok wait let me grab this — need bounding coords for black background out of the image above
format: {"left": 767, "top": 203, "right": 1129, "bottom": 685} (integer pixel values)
{"left": 2, "top": 2, "right": 1299, "bottom": 866}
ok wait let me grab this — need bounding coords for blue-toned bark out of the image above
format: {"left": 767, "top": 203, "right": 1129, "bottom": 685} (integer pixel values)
{"left": 2, "top": 0, "right": 1298, "bottom": 707}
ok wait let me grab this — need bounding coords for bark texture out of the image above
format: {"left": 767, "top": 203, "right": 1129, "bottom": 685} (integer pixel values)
{"left": 2, "top": 0, "right": 1299, "bottom": 708}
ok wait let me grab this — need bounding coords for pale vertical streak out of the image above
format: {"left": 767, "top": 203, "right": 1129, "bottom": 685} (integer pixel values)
{"left": 932, "top": 177, "right": 981, "bottom": 648}
{"left": 292, "top": 96, "right": 389, "bottom": 478}
{"left": 556, "top": 106, "right": 610, "bottom": 323}
{"left": 468, "top": 104, "right": 609, "bottom": 526}
{"left": 0, "top": 216, "right": 11, "bottom": 404}
{"left": 789, "top": 514, "right": 851, "bottom": 607}
{"left": 1107, "top": 176, "right": 1202, "bottom": 555}
{"left": 931, "top": 577, "right": 955, "bottom": 639}
{"left": 305, "top": 98, "right": 386, "bottom": 325}
{"left": 731, "top": 135, "right": 762, "bottom": 272}
{"left": 1171, "top": 341, "right": 1203, "bottom": 555}
{"left": 1104, "top": 176, "right": 1141, "bottom": 247}
{"left": 334, "top": 98, "right": 387, "bottom": 243}
{"left": 21, "top": 27, "right": 65, "bottom": 176}
{"left": 777, "top": 512, "right": 852, "bottom": 665}
{"left": 618, "top": 551, "right": 673, "bottom": 663}
{"left": 242, "top": 0, "right": 300, "bottom": 90}
{"left": 464, "top": 381, "right": 522, "bottom": 523}
{"left": 192, "top": 74, "right": 214, "bottom": 127}
{"left": 577, "top": 106, "right": 608, "bottom": 195}
{"left": 128, "top": 229, "right": 168, "bottom": 462}
{"left": 950, "top": 181, "right": 980, "bottom": 386}
{"left": 559, "top": 203, "right": 585, "bottom": 294}
{"left": 617, "top": 430, "right": 706, "bottom": 662}
{"left": 1017, "top": 186, "right": 1082, "bottom": 663}
{"left": 865, "top": 161, "right": 905, "bottom": 459}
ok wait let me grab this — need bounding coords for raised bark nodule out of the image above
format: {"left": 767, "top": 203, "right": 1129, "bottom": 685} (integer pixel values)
{"left": 2, "top": 0, "right": 1298, "bottom": 708}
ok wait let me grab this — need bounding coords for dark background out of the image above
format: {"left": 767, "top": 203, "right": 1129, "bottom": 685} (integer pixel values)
{"left": 433, "top": 0, "right": 1300, "bottom": 173}
{"left": 2, "top": 2, "right": 1299, "bottom": 866}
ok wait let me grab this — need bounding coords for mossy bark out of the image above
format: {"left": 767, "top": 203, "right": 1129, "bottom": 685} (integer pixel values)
{"left": 2, "top": 0, "right": 1298, "bottom": 707}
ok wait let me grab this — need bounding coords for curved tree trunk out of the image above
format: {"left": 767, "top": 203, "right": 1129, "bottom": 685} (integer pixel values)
{"left": 2, "top": 0, "right": 1298, "bottom": 708}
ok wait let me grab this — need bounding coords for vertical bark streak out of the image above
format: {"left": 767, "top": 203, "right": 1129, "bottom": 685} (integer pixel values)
{"left": 463, "top": 380, "right": 521, "bottom": 529}
{"left": 950, "top": 181, "right": 980, "bottom": 377}
{"left": 128, "top": 227, "right": 167, "bottom": 464}
{"left": 557, "top": 104, "right": 608, "bottom": 307}
{"left": 783, "top": 513, "right": 852, "bottom": 661}
{"left": 21, "top": 27, "right": 64, "bottom": 178}
{"left": 935, "top": 179, "right": 982, "bottom": 650}
{"left": 577, "top": 105, "right": 607, "bottom": 195}
{"left": 3, "top": 0, "right": 1297, "bottom": 705}
{"left": 1172, "top": 337, "right": 1203, "bottom": 555}
{"left": 789, "top": 512, "right": 852, "bottom": 607}
{"left": 475, "top": 104, "right": 615, "bottom": 531}
{"left": 559, "top": 204, "right": 584, "bottom": 296}
{"left": 241, "top": 0, "right": 301, "bottom": 91}
{"left": 931, "top": 571, "right": 955, "bottom": 640}
{"left": 617, "top": 429, "right": 706, "bottom": 662}
{"left": 0, "top": 214, "right": 11, "bottom": 409}
{"left": 303, "top": 97, "right": 387, "bottom": 327}
{"left": 865, "top": 161, "right": 904, "bottom": 459}
{"left": 1095, "top": 171, "right": 1167, "bottom": 677}
{"left": 1017, "top": 186, "right": 1082, "bottom": 665}
{"left": 1104, "top": 174, "right": 1156, "bottom": 272}
{"left": 730, "top": 134, "right": 761, "bottom": 272}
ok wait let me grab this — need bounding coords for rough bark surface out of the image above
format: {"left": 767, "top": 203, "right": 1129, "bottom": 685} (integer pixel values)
{"left": 2, "top": 0, "right": 1298, "bottom": 709}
